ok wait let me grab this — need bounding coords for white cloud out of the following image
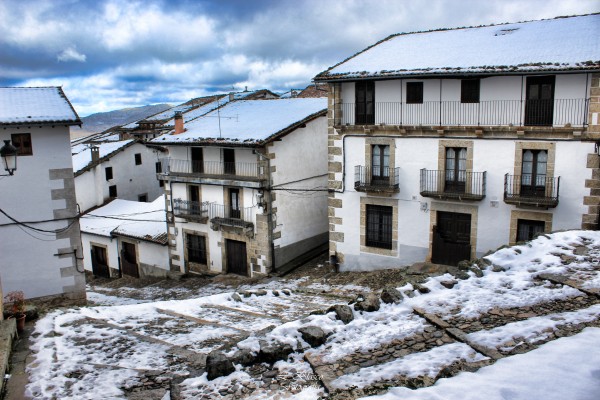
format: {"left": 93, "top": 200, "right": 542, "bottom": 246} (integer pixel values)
{"left": 57, "top": 47, "right": 86, "bottom": 63}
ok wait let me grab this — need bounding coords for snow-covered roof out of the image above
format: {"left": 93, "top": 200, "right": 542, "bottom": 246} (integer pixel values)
{"left": 151, "top": 98, "right": 326, "bottom": 145}
{"left": 315, "top": 14, "right": 600, "bottom": 81}
{"left": 72, "top": 139, "right": 134, "bottom": 173}
{"left": 0, "top": 87, "right": 80, "bottom": 125}
{"left": 80, "top": 196, "right": 167, "bottom": 244}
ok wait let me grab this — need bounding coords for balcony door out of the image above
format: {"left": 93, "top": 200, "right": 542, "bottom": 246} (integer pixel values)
{"left": 355, "top": 81, "right": 375, "bottom": 124}
{"left": 191, "top": 147, "right": 203, "bottom": 173}
{"left": 445, "top": 147, "right": 466, "bottom": 193}
{"left": 189, "top": 185, "right": 201, "bottom": 215}
{"left": 223, "top": 148, "right": 236, "bottom": 175}
{"left": 371, "top": 145, "right": 390, "bottom": 185}
{"left": 525, "top": 76, "right": 555, "bottom": 126}
{"left": 521, "top": 150, "right": 547, "bottom": 197}
{"left": 229, "top": 188, "right": 241, "bottom": 219}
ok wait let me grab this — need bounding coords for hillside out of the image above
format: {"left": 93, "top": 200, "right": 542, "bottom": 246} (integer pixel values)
{"left": 70, "top": 103, "right": 172, "bottom": 139}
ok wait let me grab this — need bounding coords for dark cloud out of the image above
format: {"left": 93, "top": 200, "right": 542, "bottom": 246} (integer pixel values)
{"left": 0, "top": 0, "right": 596, "bottom": 116}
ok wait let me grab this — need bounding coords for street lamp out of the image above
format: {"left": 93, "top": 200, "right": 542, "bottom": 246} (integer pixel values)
{"left": 0, "top": 140, "right": 17, "bottom": 176}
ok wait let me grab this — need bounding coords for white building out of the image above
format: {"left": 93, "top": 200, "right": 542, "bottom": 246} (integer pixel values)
{"left": 313, "top": 14, "right": 600, "bottom": 271}
{"left": 72, "top": 136, "right": 165, "bottom": 213}
{"left": 80, "top": 196, "right": 169, "bottom": 278}
{"left": 152, "top": 97, "right": 328, "bottom": 277}
{"left": 0, "top": 87, "right": 86, "bottom": 305}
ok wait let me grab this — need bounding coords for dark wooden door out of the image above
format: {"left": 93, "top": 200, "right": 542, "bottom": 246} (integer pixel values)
{"left": 355, "top": 81, "right": 375, "bottom": 124}
{"left": 91, "top": 245, "right": 110, "bottom": 278}
{"left": 121, "top": 242, "right": 139, "bottom": 278}
{"left": 226, "top": 240, "right": 248, "bottom": 276}
{"left": 191, "top": 147, "right": 203, "bottom": 173}
{"left": 525, "top": 76, "right": 555, "bottom": 126}
{"left": 223, "top": 148, "right": 236, "bottom": 175}
{"left": 432, "top": 212, "right": 471, "bottom": 266}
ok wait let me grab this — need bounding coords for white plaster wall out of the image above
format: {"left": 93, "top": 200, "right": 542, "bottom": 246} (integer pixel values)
{"left": 137, "top": 239, "right": 169, "bottom": 271}
{"left": 81, "top": 234, "right": 119, "bottom": 273}
{"left": 343, "top": 74, "right": 591, "bottom": 127}
{"left": 269, "top": 117, "right": 328, "bottom": 248}
{"left": 336, "top": 135, "right": 593, "bottom": 271}
{"left": 0, "top": 126, "right": 82, "bottom": 299}
{"left": 76, "top": 143, "right": 164, "bottom": 212}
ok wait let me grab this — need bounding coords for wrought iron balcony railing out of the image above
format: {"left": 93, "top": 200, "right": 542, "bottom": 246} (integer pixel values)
{"left": 420, "top": 169, "right": 486, "bottom": 201}
{"left": 173, "top": 199, "right": 255, "bottom": 226}
{"left": 354, "top": 165, "right": 400, "bottom": 192}
{"left": 504, "top": 174, "right": 560, "bottom": 208}
{"left": 339, "top": 98, "right": 589, "bottom": 127}
{"left": 173, "top": 199, "right": 209, "bottom": 221}
{"left": 159, "top": 158, "right": 266, "bottom": 179}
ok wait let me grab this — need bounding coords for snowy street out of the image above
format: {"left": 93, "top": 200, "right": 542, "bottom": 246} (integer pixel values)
{"left": 25, "top": 230, "right": 600, "bottom": 399}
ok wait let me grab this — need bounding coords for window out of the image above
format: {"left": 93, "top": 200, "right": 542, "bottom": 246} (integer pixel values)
{"left": 517, "top": 219, "right": 545, "bottom": 242}
{"left": 191, "top": 147, "right": 203, "bottom": 173}
{"left": 406, "top": 82, "right": 423, "bottom": 104}
{"left": 371, "top": 145, "right": 390, "bottom": 183}
{"left": 105, "top": 167, "right": 113, "bottom": 181}
{"left": 11, "top": 133, "right": 32, "bottom": 156}
{"left": 155, "top": 161, "right": 162, "bottom": 173}
{"left": 109, "top": 185, "right": 117, "bottom": 198}
{"left": 135, "top": 153, "right": 142, "bottom": 165}
{"left": 444, "top": 147, "right": 467, "bottom": 193}
{"left": 461, "top": 79, "right": 480, "bottom": 103}
{"left": 366, "top": 205, "right": 393, "bottom": 249}
{"left": 521, "top": 150, "right": 547, "bottom": 196}
{"left": 223, "top": 148, "right": 235, "bottom": 175}
{"left": 187, "top": 234, "right": 207, "bottom": 264}
{"left": 138, "top": 194, "right": 148, "bottom": 202}
{"left": 229, "top": 188, "right": 241, "bottom": 219}
{"left": 355, "top": 81, "right": 375, "bottom": 124}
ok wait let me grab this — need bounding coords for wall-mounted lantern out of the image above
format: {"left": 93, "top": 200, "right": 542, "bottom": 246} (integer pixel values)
{"left": 0, "top": 140, "right": 17, "bottom": 176}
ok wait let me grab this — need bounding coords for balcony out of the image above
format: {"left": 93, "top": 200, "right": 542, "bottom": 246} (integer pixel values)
{"left": 504, "top": 174, "right": 560, "bottom": 208}
{"left": 173, "top": 199, "right": 209, "bottom": 222}
{"left": 420, "top": 169, "right": 487, "bottom": 201}
{"left": 339, "top": 99, "right": 589, "bottom": 127}
{"left": 159, "top": 158, "right": 267, "bottom": 186}
{"left": 354, "top": 166, "right": 400, "bottom": 193}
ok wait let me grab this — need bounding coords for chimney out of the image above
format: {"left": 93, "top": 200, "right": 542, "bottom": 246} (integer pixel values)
{"left": 229, "top": 92, "right": 235, "bottom": 101}
{"left": 173, "top": 111, "right": 184, "bottom": 135}
{"left": 90, "top": 146, "right": 99, "bottom": 163}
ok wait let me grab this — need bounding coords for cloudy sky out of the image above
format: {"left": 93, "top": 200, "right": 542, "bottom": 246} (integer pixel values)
{"left": 1, "top": 0, "right": 598, "bottom": 116}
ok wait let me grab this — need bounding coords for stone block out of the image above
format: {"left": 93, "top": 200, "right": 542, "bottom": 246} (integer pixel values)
{"left": 330, "top": 231, "right": 344, "bottom": 242}
{"left": 583, "top": 196, "right": 600, "bottom": 206}
{"left": 328, "top": 198, "right": 343, "bottom": 208}
{"left": 587, "top": 154, "right": 600, "bottom": 169}
{"left": 329, "top": 161, "right": 342, "bottom": 173}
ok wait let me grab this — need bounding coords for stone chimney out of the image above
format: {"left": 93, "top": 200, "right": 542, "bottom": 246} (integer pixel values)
{"left": 90, "top": 146, "right": 99, "bottom": 163}
{"left": 173, "top": 111, "right": 184, "bottom": 135}
{"left": 229, "top": 92, "right": 235, "bottom": 101}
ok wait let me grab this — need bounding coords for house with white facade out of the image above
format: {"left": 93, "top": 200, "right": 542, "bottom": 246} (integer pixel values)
{"left": 0, "top": 87, "right": 86, "bottom": 305}
{"left": 314, "top": 14, "right": 600, "bottom": 270}
{"left": 80, "top": 196, "right": 169, "bottom": 278}
{"left": 72, "top": 134, "right": 165, "bottom": 213}
{"left": 152, "top": 97, "right": 328, "bottom": 277}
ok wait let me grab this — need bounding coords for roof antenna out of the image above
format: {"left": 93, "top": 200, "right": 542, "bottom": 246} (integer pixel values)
{"left": 217, "top": 97, "right": 222, "bottom": 138}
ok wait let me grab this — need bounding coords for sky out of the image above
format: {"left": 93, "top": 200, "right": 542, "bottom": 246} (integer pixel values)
{"left": 1, "top": 0, "right": 598, "bottom": 117}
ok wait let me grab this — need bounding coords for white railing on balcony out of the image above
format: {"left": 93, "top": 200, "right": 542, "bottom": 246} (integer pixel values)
{"left": 160, "top": 158, "right": 265, "bottom": 179}
{"left": 174, "top": 199, "right": 255, "bottom": 226}
{"left": 339, "top": 99, "right": 589, "bottom": 127}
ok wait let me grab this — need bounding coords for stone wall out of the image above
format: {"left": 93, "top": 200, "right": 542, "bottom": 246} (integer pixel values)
{"left": 582, "top": 73, "right": 600, "bottom": 230}
{"left": 327, "top": 83, "right": 345, "bottom": 263}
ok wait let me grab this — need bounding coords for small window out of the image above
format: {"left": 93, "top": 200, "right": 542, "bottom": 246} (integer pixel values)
{"left": 11, "top": 133, "right": 32, "bottom": 156}
{"left": 517, "top": 219, "right": 545, "bottom": 242}
{"left": 109, "top": 185, "right": 117, "bottom": 198}
{"left": 461, "top": 79, "right": 480, "bottom": 103}
{"left": 187, "top": 234, "right": 207, "bottom": 264}
{"left": 105, "top": 167, "right": 113, "bottom": 181}
{"left": 155, "top": 161, "right": 162, "bottom": 173}
{"left": 138, "top": 194, "right": 148, "bottom": 202}
{"left": 366, "top": 205, "right": 393, "bottom": 249}
{"left": 406, "top": 82, "right": 423, "bottom": 104}
{"left": 135, "top": 153, "right": 142, "bottom": 165}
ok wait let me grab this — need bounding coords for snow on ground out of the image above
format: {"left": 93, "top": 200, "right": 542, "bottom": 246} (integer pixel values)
{"left": 332, "top": 342, "right": 488, "bottom": 390}
{"left": 361, "top": 327, "right": 600, "bottom": 400}
{"left": 466, "top": 303, "right": 600, "bottom": 352}
{"left": 27, "top": 230, "right": 600, "bottom": 398}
